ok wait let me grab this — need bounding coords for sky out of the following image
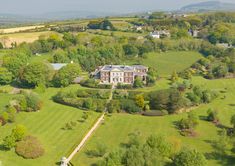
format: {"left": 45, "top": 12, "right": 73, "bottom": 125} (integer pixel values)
{"left": 1, "top": 0, "right": 235, "bottom": 15}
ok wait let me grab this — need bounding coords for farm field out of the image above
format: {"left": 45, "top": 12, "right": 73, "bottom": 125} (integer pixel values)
{"left": 71, "top": 77, "right": 235, "bottom": 166}
{"left": 141, "top": 51, "right": 203, "bottom": 76}
{"left": 0, "top": 86, "right": 101, "bottom": 166}
{"left": 0, "top": 25, "right": 45, "bottom": 34}
{"left": 0, "top": 31, "right": 58, "bottom": 48}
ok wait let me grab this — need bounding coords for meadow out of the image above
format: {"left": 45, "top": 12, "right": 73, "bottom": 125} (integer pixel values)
{"left": 71, "top": 77, "right": 235, "bottom": 166}
{"left": 0, "top": 85, "right": 100, "bottom": 166}
{"left": 141, "top": 51, "right": 203, "bottom": 76}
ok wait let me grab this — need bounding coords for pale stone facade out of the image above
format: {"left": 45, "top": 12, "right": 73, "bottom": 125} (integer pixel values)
{"left": 93, "top": 65, "right": 148, "bottom": 84}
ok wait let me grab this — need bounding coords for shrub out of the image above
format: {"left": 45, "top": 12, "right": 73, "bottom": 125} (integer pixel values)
{"left": 23, "top": 92, "right": 43, "bottom": 112}
{"left": 107, "top": 100, "right": 121, "bottom": 113}
{"left": 133, "top": 77, "right": 143, "bottom": 88}
{"left": 97, "top": 84, "right": 112, "bottom": 89}
{"left": 15, "top": 136, "right": 45, "bottom": 159}
{"left": 113, "top": 90, "right": 129, "bottom": 99}
{"left": 14, "top": 92, "right": 43, "bottom": 112}
{"left": 178, "top": 113, "right": 199, "bottom": 131}
{"left": 142, "top": 111, "right": 165, "bottom": 116}
{"left": 173, "top": 148, "right": 206, "bottom": 166}
{"left": 2, "top": 125, "right": 27, "bottom": 150}
{"left": 121, "top": 99, "right": 141, "bottom": 113}
{"left": 116, "top": 83, "right": 133, "bottom": 89}
{"left": 80, "top": 78, "right": 99, "bottom": 88}
{"left": 207, "top": 109, "right": 219, "bottom": 123}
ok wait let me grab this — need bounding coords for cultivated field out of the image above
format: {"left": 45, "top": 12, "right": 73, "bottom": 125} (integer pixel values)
{"left": 0, "top": 25, "right": 45, "bottom": 34}
{"left": 0, "top": 31, "right": 57, "bottom": 48}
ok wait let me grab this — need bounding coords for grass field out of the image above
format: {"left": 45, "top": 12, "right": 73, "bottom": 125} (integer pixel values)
{"left": 140, "top": 51, "right": 203, "bottom": 76}
{"left": 0, "top": 31, "right": 58, "bottom": 48}
{"left": 72, "top": 77, "right": 235, "bottom": 166}
{"left": 0, "top": 85, "right": 100, "bottom": 166}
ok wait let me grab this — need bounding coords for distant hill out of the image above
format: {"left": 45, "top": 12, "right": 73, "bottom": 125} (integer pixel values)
{"left": 0, "top": 11, "right": 120, "bottom": 26}
{"left": 181, "top": 1, "right": 235, "bottom": 12}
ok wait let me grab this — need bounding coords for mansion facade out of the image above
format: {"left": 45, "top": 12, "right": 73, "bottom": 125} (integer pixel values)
{"left": 93, "top": 65, "right": 148, "bottom": 84}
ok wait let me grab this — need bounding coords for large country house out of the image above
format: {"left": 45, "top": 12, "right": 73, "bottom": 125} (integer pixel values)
{"left": 93, "top": 65, "right": 148, "bottom": 84}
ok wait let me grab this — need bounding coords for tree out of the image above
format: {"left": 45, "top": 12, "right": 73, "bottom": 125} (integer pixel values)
{"left": 12, "top": 124, "right": 27, "bottom": 141}
{"left": 2, "top": 124, "right": 27, "bottom": 150}
{"left": 98, "top": 150, "right": 123, "bottom": 166}
{"left": 3, "top": 52, "right": 29, "bottom": 77}
{"left": 133, "top": 77, "right": 143, "bottom": 88}
{"left": 121, "top": 100, "right": 141, "bottom": 113}
{"left": 22, "top": 92, "right": 43, "bottom": 112}
{"left": 6, "top": 106, "right": 17, "bottom": 123}
{"left": 21, "top": 62, "right": 53, "bottom": 87}
{"left": 207, "top": 108, "right": 219, "bottom": 123}
{"left": 123, "top": 44, "right": 139, "bottom": 57}
{"left": 212, "top": 64, "right": 229, "bottom": 78}
{"left": 170, "top": 71, "right": 179, "bottom": 83}
{"left": 100, "top": 19, "right": 114, "bottom": 30}
{"left": 135, "top": 94, "right": 145, "bottom": 109}
{"left": 0, "top": 42, "right": 3, "bottom": 49}
{"left": 53, "top": 63, "right": 81, "bottom": 87}
{"left": 123, "top": 146, "right": 145, "bottom": 166}
{"left": 83, "top": 98, "right": 93, "bottom": 109}
{"left": 3, "top": 135, "right": 16, "bottom": 150}
{"left": 231, "top": 114, "right": 235, "bottom": 131}
{"left": 0, "top": 67, "right": 13, "bottom": 85}
{"left": 173, "top": 148, "right": 206, "bottom": 166}
{"left": 52, "top": 49, "right": 69, "bottom": 63}
{"left": 178, "top": 112, "right": 199, "bottom": 136}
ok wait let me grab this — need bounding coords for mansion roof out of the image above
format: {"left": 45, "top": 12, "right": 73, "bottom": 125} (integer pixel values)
{"left": 100, "top": 65, "right": 148, "bottom": 72}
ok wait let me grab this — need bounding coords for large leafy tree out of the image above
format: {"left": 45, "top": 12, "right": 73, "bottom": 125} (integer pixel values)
{"left": 20, "top": 62, "right": 53, "bottom": 87}
{"left": 53, "top": 63, "right": 81, "bottom": 87}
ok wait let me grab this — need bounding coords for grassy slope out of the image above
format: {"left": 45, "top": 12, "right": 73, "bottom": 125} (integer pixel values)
{"left": 72, "top": 77, "right": 235, "bottom": 166}
{"left": 0, "top": 86, "right": 100, "bottom": 166}
{"left": 141, "top": 51, "right": 203, "bottom": 76}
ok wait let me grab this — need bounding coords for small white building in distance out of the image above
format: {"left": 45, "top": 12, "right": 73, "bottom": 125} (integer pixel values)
{"left": 149, "top": 30, "right": 170, "bottom": 39}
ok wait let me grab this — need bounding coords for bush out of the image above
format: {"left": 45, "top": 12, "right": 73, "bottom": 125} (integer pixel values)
{"left": 80, "top": 78, "right": 99, "bottom": 88}
{"left": 113, "top": 90, "right": 129, "bottom": 99}
{"left": 173, "top": 148, "right": 207, "bottom": 166}
{"left": 107, "top": 100, "right": 121, "bottom": 113}
{"left": 121, "top": 99, "right": 141, "bottom": 113}
{"left": 116, "top": 83, "right": 133, "bottom": 89}
{"left": 15, "top": 136, "right": 45, "bottom": 159}
{"left": 142, "top": 111, "right": 165, "bottom": 116}
{"left": 23, "top": 92, "right": 43, "bottom": 112}
{"left": 97, "top": 84, "right": 112, "bottom": 89}
{"left": 207, "top": 109, "right": 219, "bottom": 123}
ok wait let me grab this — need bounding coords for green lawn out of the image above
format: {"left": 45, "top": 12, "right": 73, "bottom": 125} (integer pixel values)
{"left": 141, "top": 51, "right": 203, "bottom": 77}
{"left": 0, "top": 85, "right": 101, "bottom": 166}
{"left": 72, "top": 77, "right": 235, "bottom": 166}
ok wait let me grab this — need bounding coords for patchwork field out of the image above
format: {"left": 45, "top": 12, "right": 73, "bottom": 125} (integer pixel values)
{"left": 0, "top": 86, "right": 100, "bottom": 166}
{"left": 0, "top": 25, "right": 45, "bottom": 34}
{"left": 0, "top": 31, "right": 57, "bottom": 48}
{"left": 71, "top": 77, "right": 235, "bottom": 166}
